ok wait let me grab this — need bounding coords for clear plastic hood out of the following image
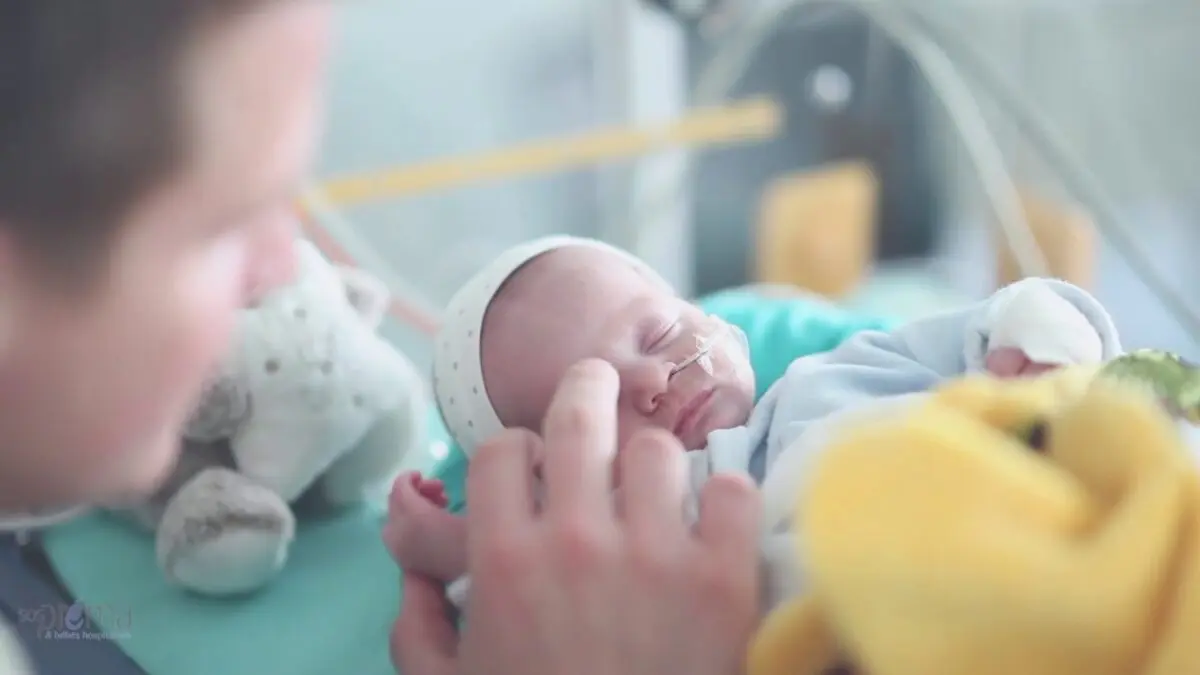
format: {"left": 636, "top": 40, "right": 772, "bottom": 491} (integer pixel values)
{"left": 308, "top": 0, "right": 1200, "bottom": 373}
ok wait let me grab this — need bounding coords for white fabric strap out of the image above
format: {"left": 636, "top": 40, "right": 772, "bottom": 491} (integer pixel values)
{"left": 432, "top": 236, "right": 667, "bottom": 455}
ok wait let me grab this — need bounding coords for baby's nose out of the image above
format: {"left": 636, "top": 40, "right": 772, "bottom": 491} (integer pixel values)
{"left": 623, "top": 361, "right": 672, "bottom": 415}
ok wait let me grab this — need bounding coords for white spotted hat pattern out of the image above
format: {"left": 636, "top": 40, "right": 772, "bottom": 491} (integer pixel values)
{"left": 432, "top": 236, "right": 668, "bottom": 456}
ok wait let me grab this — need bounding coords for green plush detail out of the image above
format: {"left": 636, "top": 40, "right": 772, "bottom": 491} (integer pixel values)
{"left": 1096, "top": 348, "right": 1200, "bottom": 424}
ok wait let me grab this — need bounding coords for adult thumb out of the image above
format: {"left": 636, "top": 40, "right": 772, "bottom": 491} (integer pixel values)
{"left": 391, "top": 573, "right": 457, "bottom": 675}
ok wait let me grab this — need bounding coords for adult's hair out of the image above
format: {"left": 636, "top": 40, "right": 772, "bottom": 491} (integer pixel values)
{"left": 0, "top": 0, "right": 269, "bottom": 280}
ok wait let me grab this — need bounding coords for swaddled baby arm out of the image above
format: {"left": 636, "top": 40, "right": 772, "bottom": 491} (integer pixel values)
{"left": 766, "top": 278, "right": 1121, "bottom": 455}
{"left": 756, "top": 278, "right": 1121, "bottom": 530}
{"left": 965, "top": 277, "right": 1122, "bottom": 376}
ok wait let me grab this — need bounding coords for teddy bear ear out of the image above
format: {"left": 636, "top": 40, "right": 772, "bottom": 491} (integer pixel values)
{"left": 336, "top": 266, "right": 390, "bottom": 329}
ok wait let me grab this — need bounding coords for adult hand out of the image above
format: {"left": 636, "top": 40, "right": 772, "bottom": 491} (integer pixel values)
{"left": 392, "top": 358, "right": 762, "bottom": 675}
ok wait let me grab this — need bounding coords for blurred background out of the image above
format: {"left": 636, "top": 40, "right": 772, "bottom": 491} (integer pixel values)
{"left": 306, "top": 0, "right": 1200, "bottom": 371}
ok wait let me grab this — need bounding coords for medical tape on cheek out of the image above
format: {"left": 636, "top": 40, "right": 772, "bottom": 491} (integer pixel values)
{"left": 671, "top": 316, "right": 739, "bottom": 377}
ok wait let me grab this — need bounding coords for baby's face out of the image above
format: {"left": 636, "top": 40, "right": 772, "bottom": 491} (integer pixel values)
{"left": 482, "top": 246, "right": 755, "bottom": 451}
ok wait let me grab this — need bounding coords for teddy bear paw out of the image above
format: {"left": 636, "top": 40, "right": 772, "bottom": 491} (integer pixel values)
{"left": 157, "top": 468, "right": 296, "bottom": 596}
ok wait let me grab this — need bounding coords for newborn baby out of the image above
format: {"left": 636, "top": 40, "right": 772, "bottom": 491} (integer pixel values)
{"left": 384, "top": 236, "right": 1122, "bottom": 608}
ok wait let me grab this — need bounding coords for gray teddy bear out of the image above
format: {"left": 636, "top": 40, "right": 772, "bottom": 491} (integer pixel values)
{"left": 119, "top": 239, "right": 429, "bottom": 596}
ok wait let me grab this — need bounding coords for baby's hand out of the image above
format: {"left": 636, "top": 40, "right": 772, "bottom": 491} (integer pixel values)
{"left": 984, "top": 281, "right": 1103, "bottom": 377}
{"left": 984, "top": 346, "right": 1060, "bottom": 379}
{"left": 383, "top": 472, "right": 452, "bottom": 571}
{"left": 408, "top": 472, "right": 449, "bottom": 509}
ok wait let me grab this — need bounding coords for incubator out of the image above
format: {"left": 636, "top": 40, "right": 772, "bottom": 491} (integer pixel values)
{"left": 9, "top": 4, "right": 1200, "bottom": 675}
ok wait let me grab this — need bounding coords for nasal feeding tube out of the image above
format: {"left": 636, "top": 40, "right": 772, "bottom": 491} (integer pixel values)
{"left": 669, "top": 316, "right": 740, "bottom": 377}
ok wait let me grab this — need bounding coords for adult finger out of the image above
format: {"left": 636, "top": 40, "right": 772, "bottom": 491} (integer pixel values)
{"left": 467, "top": 428, "right": 540, "bottom": 538}
{"left": 695, "top": 473, "right": 761, "bottom": 563}
{"left": 618, "top": 429, "right": 688, "bottom": 537}
{"left": 540, "top": 359, "right": 620, "bottom": 520}
{"left": 392, "top": 573, "right": 456, "bottom": 675}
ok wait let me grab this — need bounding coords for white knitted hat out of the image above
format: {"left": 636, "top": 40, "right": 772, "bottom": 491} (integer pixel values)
{"left": 433, "top": 236, "right": 668, "bottom": 455}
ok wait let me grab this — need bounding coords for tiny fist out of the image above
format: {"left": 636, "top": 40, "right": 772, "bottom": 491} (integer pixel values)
{"left": 985, "top": 347, "right": 1029, "bottom": 378}
{"left": 985, "top": 347, "right": 1060, "bottom": 379}
{"left": 389, "top": 472, "right": 442, "bottom": 513}
{"left": 416, "top": 478, "right": 448, "bottom": 508}
{"left": 388, "top": 473, "right": 411, "bottom": 506}
{"left": 1021, "top": 362, "right": 1058, "bottom": 377}
{"left": 390, "top": 471, "right": 419, "bottom": 497}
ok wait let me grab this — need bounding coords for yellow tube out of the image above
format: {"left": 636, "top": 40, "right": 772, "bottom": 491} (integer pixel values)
{"left": 314, "top": 97, "right": 783, "bottom": 207}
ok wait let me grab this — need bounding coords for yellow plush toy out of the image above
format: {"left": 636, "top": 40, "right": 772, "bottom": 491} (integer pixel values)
{"left": 748, "top": 352, "right": 1200, "bottom": 675}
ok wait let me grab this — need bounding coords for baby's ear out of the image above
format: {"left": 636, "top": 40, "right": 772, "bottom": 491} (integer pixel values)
{"left": 336, "top": 266, "right": 390, "bottom": 329}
